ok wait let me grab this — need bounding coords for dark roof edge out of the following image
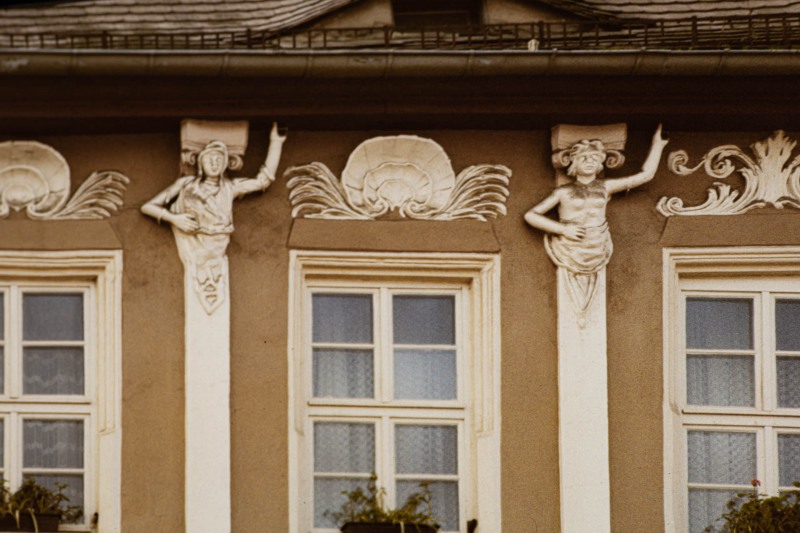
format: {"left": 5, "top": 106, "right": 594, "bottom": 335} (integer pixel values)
{"left": 1, "top": 49, "right": 799, "bottom": 77}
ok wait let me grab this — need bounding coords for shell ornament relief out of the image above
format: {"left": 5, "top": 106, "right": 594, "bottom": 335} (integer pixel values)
{"left": 0, "top": 141, "right": 128, "bottom": 220}
{"left": 286, "top": 135, "right": 511, "bottom": 221}
{"left": 659, "top": 130, "right": 800, "bottom": 216}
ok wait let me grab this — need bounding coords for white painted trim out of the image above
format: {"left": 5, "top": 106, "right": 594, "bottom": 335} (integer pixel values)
{"left": 184, "top": 264, "right": 231, "bottom": 533}
{"left": 663, "top": 246, "right": 800, "bottom": 533}
{"left": 0, "top": 250, "right": 122, "bottom": 533}
{"left": 557, "top": 267, "right": 610, "bottom": 533}
{"left": 288, "top": 251, "right": 501, "bottom": 533}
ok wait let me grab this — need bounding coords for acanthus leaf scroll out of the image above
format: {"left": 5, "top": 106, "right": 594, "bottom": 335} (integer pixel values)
{"left": 658, "top": 130, "right": 800, "bottom": 216}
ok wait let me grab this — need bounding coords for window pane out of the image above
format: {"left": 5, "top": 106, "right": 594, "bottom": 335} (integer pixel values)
{"left": 688, "top": 431, "right": 755, "bottom": 485}
{"left": 778, "top": 357, "right": 800, "bottom": 408}
{"left": 779, "top": 434, "right": 800, "bottom": 488}
{"left": 776, "top": 300, "right": 800, "bottom": 352}
{"left": 314, "top": 423, "right": 374, "bottom": 473}
{"left": 23, "top": 294, "right": 84, "bottom": 341}
{"left": 23, "top": 347, "right": 84, "bottom": 395}
{"left": 393, "top": 296, "right": 454, "bottom": 345}
{"left": 23, "top": 420, "right": 84, "bottom": 469}
{"left": 314, "top": 477, "right": 366, "bottom": 529}
{"left": 686, "top": 355, "right": 754, "bottom": 407}
{"left": 312, "top": 294, "right": 372, "bottom": 344}
{"left": 688, "top": 489, "right": 737, "bottom": 533}
{"left": 394, "top": 349, "right": 456, "bottom": 400}
{"left": 0, "top": 292, "right": 4, "bottom": 339}
{"left": 313, "top": 349, "right": 373, "bottom": 398}
{"left": 24, "top": 474, "right": 83, "bottom": 524}
{"left": 396, "top": 425, "right": 457, "bottom": 475}
{"left": 397, "top": 480, "right": 459, "bottom": 532}
{"left": 0, "top": 347, "right": 4, "bottom": 396}
{"left": 686, "top": 298, "right": 752, "bottom": 350}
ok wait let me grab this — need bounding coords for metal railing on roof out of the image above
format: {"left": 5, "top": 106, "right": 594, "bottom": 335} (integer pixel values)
{"left": 3, "top": 15, "right": 800, "bottom": 51}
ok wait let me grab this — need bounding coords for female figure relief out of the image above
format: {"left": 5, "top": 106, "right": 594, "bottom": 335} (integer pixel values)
{"left": 524, "top": 125, "right": 668, "bottom": 313}
{"left": 142, "top": 123, "right": 287, "bottom": 313}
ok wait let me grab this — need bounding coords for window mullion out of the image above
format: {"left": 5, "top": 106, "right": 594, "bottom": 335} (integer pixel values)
{"left": 678, "top": 295, "right": 688, "bottom": 410}
{"left": 0, "top": 413, "right": 7, "bottom": 487}
{"left": 763, "top": 426, "right": 780, "bottom": 495}
{"left": 0, "top": 287, "right": 6, "bottom": 402}
{"left": 379, "top": 288, "right": 392, "bottom": 404}
{"left": 10, "top": 411, "right": 20, "bottom": 490}
{"left": 761, "top": 292, "right": 776, "bottom": 412}
{"left": 382, "top": 416, "right": 395, "bottom": 509}
{"left": 8, "top": 287, "right": 20, "bottom": 400}
{"left": 456, "top": 288, "right": 466, "bottom": 407}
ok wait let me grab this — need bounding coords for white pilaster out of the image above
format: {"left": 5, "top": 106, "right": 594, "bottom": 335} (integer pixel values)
{"left": 557, "top": 267, "right": 610, "bottom": 533}
{"left": 184, "top": 266, "right": 231, "bottom": 533}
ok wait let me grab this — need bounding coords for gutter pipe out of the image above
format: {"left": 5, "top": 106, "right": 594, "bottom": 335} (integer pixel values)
{"left": 1, "top": 48, "right": 799, "bottom": 77}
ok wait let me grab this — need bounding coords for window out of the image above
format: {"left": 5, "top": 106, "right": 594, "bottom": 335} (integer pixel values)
{"left": 664, "top": 248, "right": 800, "bottom": 533}
{"left": 0, "top": 251, "right": 121, "bottom": 532}
{"left": 289, "top": 252, "right": 501, "bottom": 533}
{"left": 391, "top": 0, "right": 482, "bottom": 28}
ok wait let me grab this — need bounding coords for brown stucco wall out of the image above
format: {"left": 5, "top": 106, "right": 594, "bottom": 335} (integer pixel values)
{"left": 4, "top": 125, "right": 800, "bottom": 533}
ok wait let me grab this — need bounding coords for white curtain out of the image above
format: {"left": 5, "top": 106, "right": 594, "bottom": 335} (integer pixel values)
{"left": 688, "top": 431, "right": 755, "bottom": 533}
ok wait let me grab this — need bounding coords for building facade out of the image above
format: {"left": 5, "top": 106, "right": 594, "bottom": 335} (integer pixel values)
{"left": 2, "top": 1, "right": 800, "bottom": 532}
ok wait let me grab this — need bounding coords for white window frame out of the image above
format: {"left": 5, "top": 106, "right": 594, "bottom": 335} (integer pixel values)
{"left": 0, "top": 251, "right": 122, "bottom": 533}
{"left": 664, "top": 246, "right": 800, "bottom": 532}
{"left": 288, "top": 251, "right": 501, "bottom": 533}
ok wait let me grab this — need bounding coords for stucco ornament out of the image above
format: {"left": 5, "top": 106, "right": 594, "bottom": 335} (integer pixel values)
{"left": 658, "top": 130, "right": 800, "bottom": 216}
{"left": 0, "top": 141, "right": 128, "bottom": 220}
{"left": 286, "top": 135, "right": 511, "bottom": 220}
{"left": 141, "top": 122, "right": 286, "bottom": 314}
{"left": 525, "top": 124, "right": 668, "bottom": 318}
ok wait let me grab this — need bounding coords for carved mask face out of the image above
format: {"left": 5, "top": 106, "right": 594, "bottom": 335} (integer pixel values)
{"left": 200, "top": 150, "right": 227, "bottom": 177}
{"left": 571, "top": 151, "right": 604, "bottom": 177}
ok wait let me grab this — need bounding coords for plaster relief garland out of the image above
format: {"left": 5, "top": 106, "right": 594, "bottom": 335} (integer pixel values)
{"left": 286, "top": 135, "right": 511, "bottom": 221}
{"left": 141, "top": 122, "right": 286, "bottom": 314}
{"left": 0, "top": 141, "right": 128, "bottom": 220}
{"left": 524, "top": 125, "right": 668, "bottom": 318}
{"left": 658, "top": 130, "right": 800, "bottom": 216}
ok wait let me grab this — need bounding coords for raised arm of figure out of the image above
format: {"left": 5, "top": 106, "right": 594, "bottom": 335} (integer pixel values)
{"left": 140, "top": 176, "right": 199, "bottom": 233}
{"left": 233, "top": 122, "right": 287, "bottom": 197}
{"left": 605, "top": 124, "right": 669, "bottom": 195}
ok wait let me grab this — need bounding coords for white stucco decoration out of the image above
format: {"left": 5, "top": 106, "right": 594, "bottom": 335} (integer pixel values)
{"left": 0, "top": 141, "right": 128, "bottom": 220}
{"left": 525, "top": 125, "right": 669, "bottom": 317}
{"left": 141, "top": 121, "right": 286, "bottom": 315}
{"left": 659, "top": 130, "right": 800, "bottom": 216}
{"left": 286, "top": 135, "right": 511, "bottom": 221}
{"left": 524, "top": 124, "right": 668, "bottom": 533}
{"left": 140, "top": 119, "right": 285, "bottom": 533}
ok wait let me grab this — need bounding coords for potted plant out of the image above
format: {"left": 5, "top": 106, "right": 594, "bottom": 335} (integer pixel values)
{"left": 704, "top": 479, "right": 800, "bottom": 532}
{"left": 0, "top": 479, "right": 82, "bottom": 532}
{"left": 327, "top": 474, "right": 440, "bottom": 533}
